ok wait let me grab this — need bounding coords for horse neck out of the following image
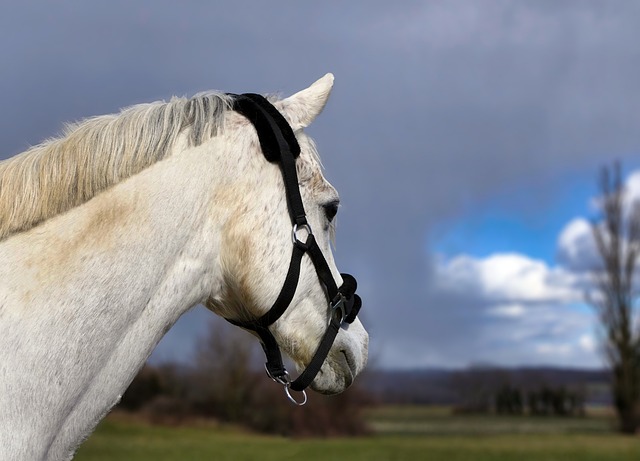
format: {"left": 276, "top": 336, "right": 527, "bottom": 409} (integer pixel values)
{"left": 0, "top": 138, "right": 229, "bottom": 460}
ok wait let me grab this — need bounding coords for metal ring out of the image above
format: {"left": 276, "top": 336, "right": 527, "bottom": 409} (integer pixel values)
{"left": 284, "top": 386, "right": 308, "bottom": 406}
{"left": 292, "top": 223, "right": 313, "bottom": 245}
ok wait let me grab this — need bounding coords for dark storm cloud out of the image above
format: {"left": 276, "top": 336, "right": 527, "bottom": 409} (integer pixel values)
{"left": 2, "top": 1, "right": 640, "bottom": 367}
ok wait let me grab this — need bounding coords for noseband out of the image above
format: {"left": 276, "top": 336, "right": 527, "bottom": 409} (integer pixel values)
{"left": 224, "top": 94, "right": 362, "bottom": 405}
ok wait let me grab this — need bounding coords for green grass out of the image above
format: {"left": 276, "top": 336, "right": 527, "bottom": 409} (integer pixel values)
{"left": 366, "top": 405, "right": 616, "bottom": 435}
{"left": 73, "top": 408, "right": 640, "bottom": 461}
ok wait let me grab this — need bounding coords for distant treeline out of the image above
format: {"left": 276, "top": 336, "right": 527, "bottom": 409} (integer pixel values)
{"left": 363, "top": 366, "right": 609, "bottom": 409}
{"left": 467, "top": 384, "right": 586, "bottom": 416}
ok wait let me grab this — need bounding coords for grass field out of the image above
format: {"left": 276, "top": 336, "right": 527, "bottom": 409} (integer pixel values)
{"left": 74, "top": 407, "right": 640, "bottom": 461}
{"left": 365, "top": 405, "right": 616, "bottom": 435}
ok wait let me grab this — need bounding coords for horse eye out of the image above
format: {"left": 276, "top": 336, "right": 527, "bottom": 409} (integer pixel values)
{"left": 323, "top": 201, "right": 340, "bottom": 223}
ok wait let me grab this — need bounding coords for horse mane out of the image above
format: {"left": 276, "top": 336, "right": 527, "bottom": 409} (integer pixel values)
{"left": 0, "top": 92, "right": 233, "bottom": 241}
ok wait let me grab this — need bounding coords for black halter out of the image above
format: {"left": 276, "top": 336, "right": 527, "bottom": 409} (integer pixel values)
{"left": 225, "top": 93, "right": 362, "bottom": 405}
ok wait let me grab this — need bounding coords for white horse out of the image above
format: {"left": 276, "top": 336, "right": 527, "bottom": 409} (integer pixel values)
{"left": 0, "top": 74, "right": 368, "bottom": 461}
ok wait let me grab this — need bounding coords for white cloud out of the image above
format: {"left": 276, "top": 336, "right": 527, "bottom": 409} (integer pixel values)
{"left": 436, "top": 252, "right": 581, "bottom": 304}
{"left": 625, "top": 171, "right": 640, "bottom": 203}
{"left": 556, "top": 217, "right": 599, "bottom": 272}
{"left": 579, "top": 333, "right": 597, "bottom": 353}
{"left": 558, "top": 218, "right": 591, "bottom": 255}
{"left": 430, "top": 250, "right": 599, "bottom": 368}
{"left": 530, "top": 332, "right": 598, "bottom": 362}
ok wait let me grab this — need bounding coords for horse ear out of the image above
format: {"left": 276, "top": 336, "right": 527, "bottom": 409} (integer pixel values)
{"left": 277, "top": 73, "right": 334, "bottom": 130}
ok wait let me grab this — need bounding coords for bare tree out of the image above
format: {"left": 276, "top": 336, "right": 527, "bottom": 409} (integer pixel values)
{"left": 589, "top": 162, "right": 640, "bottom": 434}
{"left": 193, "top": 319, "right": 261, "bottom": 422}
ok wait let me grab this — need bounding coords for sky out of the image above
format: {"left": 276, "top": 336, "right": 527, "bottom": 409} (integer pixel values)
{"left": 2, "top": 1, "right": 640, "bottom": 370}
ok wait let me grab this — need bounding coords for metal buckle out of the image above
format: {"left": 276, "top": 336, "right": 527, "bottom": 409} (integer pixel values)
{"left": 264, "top": 365, "right": 308, "bottom": 406}
{"left": 330, "top": 293, "right": 347, "bottom": 325}
{"left": 265, "top": 365, "right": 290, "bottom": 386}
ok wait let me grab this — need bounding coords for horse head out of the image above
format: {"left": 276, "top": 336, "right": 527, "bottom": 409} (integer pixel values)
{"left": 205, "top": 75, "right": 369, "bottom": 399}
